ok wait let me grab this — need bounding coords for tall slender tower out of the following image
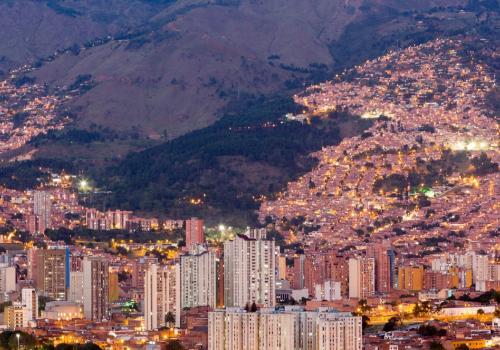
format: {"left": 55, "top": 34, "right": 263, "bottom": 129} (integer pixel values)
{"left": 35, "top": 247, "right": 67, "bottom": 301}
{"left": 83, "top": 257, "right": 109, "bottom": 321}
{"left": 367, "top": 242, "right": 395, "bottom": 293}
{"left": 348, "top": 257, "right": 375, "bottom": 299}
{"left": 21, "top": 288, "right": 38, "bottom": 325}
{"left": 180, "top": 248, "right": 217, "bottom": 308}
{"left": 185, "top": 217, "right": 204, "bottom": 248}
{"left": 33, "top": 191, "right": 52, "bottom": 233}
{"left": 144, "top": 264, "right": 180, "bottom": 330}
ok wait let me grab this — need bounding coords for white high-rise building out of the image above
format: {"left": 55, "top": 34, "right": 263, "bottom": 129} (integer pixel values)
{"left": 68, "top": 271, "right": 84, "bottom": 304}
{"left": 208, "top": 307, "right": 362, "bottom": 350}
{"left": 144, "top": 264, "right": 180, "bottom": 330}
{"left": 180, "top": 248, "right": 217, "bottom": 308}
{"left": 224, "top": 229, "right": 276, "bottom": 307}
{"left": 314, "top": 280, "right": 341, "bottom": 301}
{"left": 348, "top": 257, "right": 375, "bottom": 299}
{"left": 33, "top": 190, "right": 52, "bottom": 233}
{"left": 21, "top": 288, "right": 38, "bottom": 326}
{"left": 0, "top": 264, "right": 16, "bottom": 301}
{"left": 472, "top": 253, "right": 489, "bottom": 284}
{"left": 83, "top": 257, "right": 109, "bottom": 321}
{"left": 317, "top": 314, "right": 363, "bottom": 350}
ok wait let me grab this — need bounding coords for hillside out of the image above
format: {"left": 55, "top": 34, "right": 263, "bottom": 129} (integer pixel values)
{"left": 28, "top": 0, "right": 474, "bottom": 139}
{"left": 2, "top": 0, "right": 499, "bottom": 225}
{"left": 98, "top": 95, "right": 373, "bottom": 225}
{"left": 0, "top": 0, "right": 176, "bottom": 74}
{"left": 259, "top": 35, "right": 499, "bottom": 248}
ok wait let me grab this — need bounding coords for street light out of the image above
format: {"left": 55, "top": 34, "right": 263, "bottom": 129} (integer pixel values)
{"left": 16, "top": 333, "right": 20, "bottom": 350}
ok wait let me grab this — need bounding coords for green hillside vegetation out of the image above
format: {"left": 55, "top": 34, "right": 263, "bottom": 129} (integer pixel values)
{"left": 99, "top": 96, "right": 372, "bottom": 225}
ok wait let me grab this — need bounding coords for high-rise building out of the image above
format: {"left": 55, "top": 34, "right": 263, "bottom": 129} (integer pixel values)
{"left": 329, "top": 254, "right": 349, "bottom": 297}
{"left": 397, "top": 266, "right": 424, "bottom": 291}
{"left": 278, "top": 255, "right": 287, "bottom": 280}
{"left": 35, "top": 247, "right": 68, "bottom": 301}
{"left": 185, "top": 217, "right": 204, "bottom": 248}
{"left": 289, "top": 254, "right": 305, "bottom": 290}
{"left": 367, "top": 243, "right": 394, "bottom": 293}
{"left": 224, "top": 229, "right": 276, "bottom": 307}
{"left": 472, "top": 253, "right": 489, "bottom": 287}
{"left": 109, "top": 269, "right": 120, "bottom": 302}
{"left": 0, "top": 264, "right": 16, "bottom": 302}
{"left": 21, "top": 288, "right": 38, "bottom": 325}
{"left": 68, "top": 271, "right": 84, "bottom": 304}
{"left": 85, "top": 209, "right": 133, "bottom": 230}
{"left": 216, "top": 257, "right": 225, "bottom": 308}
{"left": 317, "top": 314, "right": 363, "bottom": 350}
{"left": 208, "top": 307, "right": 362, "bottom": 350}
{"left": 314, "top": 280, "right": 341, "bottom": 301}
{"left": 33, "top": 190, "right": 52, "bottom": 233}
{"left": 348, "top": 257, "right": 375, "bottom": 299}
{"left": 180, "top": 248, "right": 217, "bottom": 308}
{"left": 144, "top": 264, "right": 180, "bottom": 330}
{"left": 130, "top": 256, "right": 158, "bottom": 288}
{"left": 5, "top": 303, "right": 24, "bottom": 329}
{"left": 83, "top": 257, "right": 109, "bottom": 321}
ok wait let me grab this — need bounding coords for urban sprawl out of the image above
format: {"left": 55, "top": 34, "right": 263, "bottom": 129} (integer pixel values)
{"left": 0, "top": 37, "right": 498, "bottom": 350}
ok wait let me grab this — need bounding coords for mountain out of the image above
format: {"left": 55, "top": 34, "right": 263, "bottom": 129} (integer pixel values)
{"left": 2, "top": 0, "right": 498, "bottom": 225}
{"left": 0, "top": 0, "right": 176, "bottom": 74}
{"left": 28, "top": 0, "right": 473, "bottom": 139}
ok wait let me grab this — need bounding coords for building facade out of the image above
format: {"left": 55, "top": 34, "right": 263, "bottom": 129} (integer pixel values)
{"left": 180, "top": 248, "right": 217, "bottom": 308}
{"left": 224, "top": 229, "right": 276, "bottom": 307}
{"left": 208, "top": 307, "right": 362, "bottom": 350}
{"left": 83, "top": 257, "right": 109, "bottom": 321}
{"left": 144, "top": 263, "right": 180, "bottom": 330}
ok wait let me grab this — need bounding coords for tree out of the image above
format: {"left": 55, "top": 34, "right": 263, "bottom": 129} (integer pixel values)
{"left": 358, "top": 299, "right": 371, "bottom": 313}
{"left": 165, "top": 312, "right": 176, "bottom": 328}
{"left": 56, "top": 343, "right": 100, "bottom": 350}
{"left": 362, "top": 315, "right": 370, "bottom": 330}
{"left": 383, "top": 317, "right": 402, "bottom": 332}
{"left": 38, "top": 295, "right": 54, "bottom": 312}
{"left": 413, "top": 301, "right": 432, "bottom": 317}
{"left": 477, "top": 308, "right": 484, "bottom": 315}
{"left": 417, "top": 325, "right": 446, "bottom": 337}
{"left": 166, "top": 340, "right": 185, "bottom": 350}
{"left": 250, "top": 302, "right": 258, "bottom": 312}
{"left": 80, "top": 343, "right": 101, "bottom": 350}
{"left": 429, "top": 341, "right": 445, "bottom": 350}
{"left": 7, "top": 332, "right": 36, "bottom": 350}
